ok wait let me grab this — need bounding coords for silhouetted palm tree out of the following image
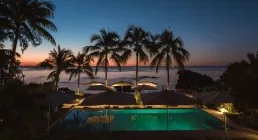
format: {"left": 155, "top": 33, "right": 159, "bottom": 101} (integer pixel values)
{"left": 83, "top": 29, "right": 131, "bottom": 86}
{"left": 246, "top": 51, "right": 258, "bottom": 76}
{"left": 0, "top": 0, "right": 57, "bottom": 67}
{"left": 124, "top": 25, "right": 153, "bottom": 86}
{"left": 66, "top": 52, "right": 94, "bottom": 94}
{"left": 150, "top": 29, "right": 190, "bottom": 90}
{"left": 38, "top": 45, "right": 72, "bottom": 91}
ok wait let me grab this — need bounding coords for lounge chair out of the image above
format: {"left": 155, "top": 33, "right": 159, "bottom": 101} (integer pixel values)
{"left": 146, "top": 106, "right": 152, "bottom": 108}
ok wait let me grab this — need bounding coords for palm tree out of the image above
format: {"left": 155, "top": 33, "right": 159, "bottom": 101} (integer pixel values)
{"left": 83, "top": 29, "right": 131, "bottom": 86}
{"left": 66, "top": 52, "right": 94, "bottom": 94}
{"left": 38, "top": 45, "right": 72, "bottom": 91}
{"left": 124, "top": 25, "right": 153, "bottom": 86}
{"left": 150, "top": 29, "right": 190, "bottom": 90}
{"left": 0, "top": 0, "right": 57, "bottom": 67}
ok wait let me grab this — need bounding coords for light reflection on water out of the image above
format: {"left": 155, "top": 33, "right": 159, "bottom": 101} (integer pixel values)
{"left": 22, "top": 67, "right": 225, "bottom": 92}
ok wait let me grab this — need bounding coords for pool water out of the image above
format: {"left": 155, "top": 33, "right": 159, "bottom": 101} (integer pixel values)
{"left": 59, "top": 109, "right": 224, "bottom": 131}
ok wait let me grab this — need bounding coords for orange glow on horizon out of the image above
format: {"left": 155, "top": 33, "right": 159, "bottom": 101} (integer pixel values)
{"left": 19, "top": 49, "right": 230, "bottom": 67}
{"left": 20, "top": 58, "right": 227, "bottom": 66}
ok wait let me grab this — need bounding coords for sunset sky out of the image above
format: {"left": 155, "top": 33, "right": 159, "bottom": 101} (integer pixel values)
{"left": 6, "top": 0, "right": 258, "bottom": 66}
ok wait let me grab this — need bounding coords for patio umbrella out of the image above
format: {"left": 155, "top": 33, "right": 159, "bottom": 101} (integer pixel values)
{"left": 137, "top": 81, "right": 157, "bottom": 87}
{"left": 86, "top": 85, "right": 114, "bottom": 92}
{"left": 132, "top": 85, "right": 158, "bottom": 93}
{"left": 210, "top": 92, "right": 234, "bottom": 105}
{"left": 35, "top": 92, "right": 75, "bottom": 106}
{"left": 143, "top": 91, "right": 196, "bottom": 131}
{"left": 111, "top": 81, "right": 132, "bottom": 92}
{"left": 145, "top": 91, "right": 196, "bottom": 106}
{"left": 196, "top": 91, "right": 234, "bottom": 105}
{"left": 82, "top": 81, "right": 104, "bottom": 86}
{"left": 80, "top": 92, "right": 137, "bottom": 106}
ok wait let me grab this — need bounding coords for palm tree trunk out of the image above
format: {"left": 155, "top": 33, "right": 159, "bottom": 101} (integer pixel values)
{"left": 56, "top": 71, "right": 60, "bottom": 91}
{"left": 77, "top": 66, "right": 81, "bottom": 92}
{"left": 10, "top": 23, "right": 20, "bottom": 71}
{"left": 166, "top": 54, "right": 170, "bottom": 90}
{"left": 136, "top": 52, "right": 139, "bottom": 86}
{"left": 105, "top": 53, "right": 108, "bottom": 86}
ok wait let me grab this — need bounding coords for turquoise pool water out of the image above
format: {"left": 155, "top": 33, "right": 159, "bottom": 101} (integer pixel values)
{"left": 59, "top": 109, "right": 224, "bottom": 131}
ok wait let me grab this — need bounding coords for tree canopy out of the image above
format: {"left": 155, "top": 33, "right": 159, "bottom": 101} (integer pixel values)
{"left": 220, "top": 51, "right": 258, "bottom": 112}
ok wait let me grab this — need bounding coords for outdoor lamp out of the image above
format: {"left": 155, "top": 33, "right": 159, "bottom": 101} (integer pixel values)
{"left": 220, "top": 107, "right": 227, "bottom": 139}
{"left": 220, "top": 108, "right": 227, "bottom": 113}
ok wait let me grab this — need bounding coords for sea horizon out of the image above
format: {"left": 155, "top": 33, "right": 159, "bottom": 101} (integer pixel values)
{"left": 22, "top": 66, "right": 226, "bottom": 92}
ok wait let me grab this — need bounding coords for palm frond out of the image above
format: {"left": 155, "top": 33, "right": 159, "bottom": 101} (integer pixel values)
{"left": 150, "top": 48, "right": 166, "bottom": 72}
{"left": 120, "top": 49, "right": 132, "bottom": 65}
{"left": 35, "top": 18, "right": 57, "bottom": 32}
{"left": 47, "top": 70, "right": 57, "bottom": 81}
{"left": 95, "top": 51, "right": 105, "bottom": 75}
{"left": 172, "top": 51, "right": 185, "bottom": 68}
{"left": 21, "top": 23, "right": 40, "bottom": 47}
{"left": 82, "top": 45, "right": 101, "bottom": 54}
{"left": 90, "top": 34, "right": 102, "bottom": 43}
{"left": 138, "top": 48, "right": 149, "bottom": 64}
{"left": 33, "top": 24, "right": 56, "bottom": 46}
{"left": 0, "top": 43, "right": 4, "bottom": 49}
{"left": 110, "top": 53, "right": 122, "bottom": 71}
{"left": 66, "top": 69, "right": 78, "bottom": 81}
{"left": 82, "top": 69, "right": 94, "bottom": 79}
{"left": 38, "top": 59, "right": 54, "bottom": 69}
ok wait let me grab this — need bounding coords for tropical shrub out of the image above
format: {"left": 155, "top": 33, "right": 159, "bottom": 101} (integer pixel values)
{"left": 176, "top": 70, "right": 214, "bottom": 90}
{"left": 220, "top": 51, "right": 258, "bottom": 116}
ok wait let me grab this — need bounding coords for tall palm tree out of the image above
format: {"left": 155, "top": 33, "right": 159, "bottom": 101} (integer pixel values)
{"left": 150, "top": 29, "right": 190, "bottom": 90}
{"left": 66, "top": 52, "right": 94, "bottom": 94}
{"left": 0, "top": 0, "right": 57, "bottom": 67}
{"left": 38, "top": 45, "right": 72, "bottom": 91}
{"left": 83, "top": 29, "right": 131, "bottom": 86}
{"left": 124, "top": 25, "right": 153, "bottom": 86}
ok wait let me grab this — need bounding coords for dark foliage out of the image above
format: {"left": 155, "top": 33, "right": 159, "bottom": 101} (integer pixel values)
{"left": 176, "top": 70, "right": 214, "bottom": 90}
{"left": 0, "top": 79, "right": 42, "bottom": 140}
{"left": 220, "top": 51, "right": 258, "bottom": 113}
{"left": 27, "top": 81, "right": 56, "bottom": 95}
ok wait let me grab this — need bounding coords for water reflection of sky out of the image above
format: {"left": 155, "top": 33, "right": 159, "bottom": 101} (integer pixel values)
{"left": 22, "top": 67, "right": 225, "bottom": 92}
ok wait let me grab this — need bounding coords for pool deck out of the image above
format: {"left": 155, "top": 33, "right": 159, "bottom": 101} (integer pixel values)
{"left": 49, "top": 130, "right": 258, "bottom": 140}
{"left": 202, "top": 108, "right": 258, "bottom": 139}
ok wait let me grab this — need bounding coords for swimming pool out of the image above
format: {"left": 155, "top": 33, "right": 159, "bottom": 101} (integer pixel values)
{"left": 58, "top": 109, "right": 224, "bottom": 131}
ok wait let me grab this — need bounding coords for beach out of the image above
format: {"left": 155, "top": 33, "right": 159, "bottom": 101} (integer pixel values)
{"left": 22, "top": 66, "right": 225, "bottom": 92}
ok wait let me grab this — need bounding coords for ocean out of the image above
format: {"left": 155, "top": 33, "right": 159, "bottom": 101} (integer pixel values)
{"left": 21, "top": 66, "right": 226, "bottom": 92}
